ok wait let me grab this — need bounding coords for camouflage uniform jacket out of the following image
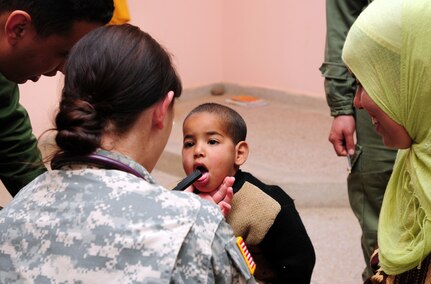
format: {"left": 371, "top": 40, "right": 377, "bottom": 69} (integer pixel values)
{"left": 0, "top": 150, "right": 255, "bottom": 283}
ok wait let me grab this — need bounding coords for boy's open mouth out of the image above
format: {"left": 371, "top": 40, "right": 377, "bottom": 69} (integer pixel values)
{"left": 195, "top": 165, "right": 208, "bottom": 173}
{"left": 194, "top": 165, "right": 210, "bottom": 185}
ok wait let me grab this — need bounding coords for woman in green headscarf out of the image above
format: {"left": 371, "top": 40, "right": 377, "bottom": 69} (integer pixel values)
{"left": 342, "top": 0, "right": 431, "bottom": 282}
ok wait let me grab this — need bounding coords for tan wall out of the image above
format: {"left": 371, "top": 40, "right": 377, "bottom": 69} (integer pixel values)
{"left": 130, "top": 0, "right": 326, "bottom": 96}
{"left": 221, "top": 1, "right": 326, "bottom": 97}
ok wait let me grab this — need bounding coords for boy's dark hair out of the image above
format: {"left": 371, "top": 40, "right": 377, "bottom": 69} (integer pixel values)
{"left": 186, "top": 103, "right": 247, "bottom": 144}
{"left": 0, "top": 0, "right": 114, "bottom": 37}
{"left": 55, "top": 24, "right": 182, "bottom": 155}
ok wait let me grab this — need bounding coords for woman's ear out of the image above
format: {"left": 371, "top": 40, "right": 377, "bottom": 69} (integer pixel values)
{"left": 234, "top": 141, "right": 249, "bottom": 167}
{"left": 152, "top": 91, "right": 174, "bottom": 129}
{"left": 5, "top": 11, "right": 32, "bottom": 46}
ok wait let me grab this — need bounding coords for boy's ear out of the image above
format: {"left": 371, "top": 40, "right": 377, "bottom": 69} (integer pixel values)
{"left": 152, "top": 91, "right": 174, "bottom": 129}
{"left": 234, "top": 141, "right": 249, "bottom": 167}
{"left": 5, "top": 11, "right": 32, "bottom": 46}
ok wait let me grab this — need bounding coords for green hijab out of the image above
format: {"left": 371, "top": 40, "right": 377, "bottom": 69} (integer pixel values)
{"left": 342, "top": 0, "right": 431, "bottom": 275}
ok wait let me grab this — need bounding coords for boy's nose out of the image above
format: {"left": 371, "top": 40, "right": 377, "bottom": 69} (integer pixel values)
{"left": 193, "top": 146, "right": 205, "bottom": 158}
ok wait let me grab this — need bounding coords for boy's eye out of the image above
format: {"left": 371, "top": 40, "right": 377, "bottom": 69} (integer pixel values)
{"left": 208, "top": 139, "right": 218, "bottom": 145}
{"left": 183, "top": 141, "right": 194, "bottom": 148}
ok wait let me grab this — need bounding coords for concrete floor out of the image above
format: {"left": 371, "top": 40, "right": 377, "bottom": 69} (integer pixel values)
{"left": 0, "top": 84, "right": 365, "bottom": 283}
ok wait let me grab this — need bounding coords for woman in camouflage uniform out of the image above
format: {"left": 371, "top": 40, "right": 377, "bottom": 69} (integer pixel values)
{"left": 0, "top": 24, "right": 255, "bottom": 283}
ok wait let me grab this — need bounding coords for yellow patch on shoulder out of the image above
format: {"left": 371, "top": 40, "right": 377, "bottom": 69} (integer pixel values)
{"left": 236, "top": 236, "right": 256, "bottom": 275}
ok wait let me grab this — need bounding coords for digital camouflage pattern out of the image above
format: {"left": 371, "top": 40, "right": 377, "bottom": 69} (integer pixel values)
{"left": 0, "top": 150, "right": 255, "bottom": 283}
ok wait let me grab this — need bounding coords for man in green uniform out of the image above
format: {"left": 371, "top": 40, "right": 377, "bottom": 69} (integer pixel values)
{"left": 0, "top": 0, "right": 114, "bottom": 196}
{"left": 319, "top": 0, "right": 398, "bottom": 280}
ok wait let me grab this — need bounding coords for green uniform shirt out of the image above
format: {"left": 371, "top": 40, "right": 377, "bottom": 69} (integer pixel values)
{"left": 320, "top": 0, "right": 372, "bottom": 117}
{"left": 0, "top": 73, "right": 46, "bottom": 196}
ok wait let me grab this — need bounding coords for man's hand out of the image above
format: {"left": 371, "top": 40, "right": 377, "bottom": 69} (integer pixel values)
{"left": 185, "top": 176, "right": 234, "bottom": 218}
{"left": 328, "top": 115, "right": 356, "bottom": 156}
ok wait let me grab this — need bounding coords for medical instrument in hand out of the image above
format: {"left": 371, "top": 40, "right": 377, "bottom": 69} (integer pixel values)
{"left": 172, "top": 169, "right": 202, "bottom": 191}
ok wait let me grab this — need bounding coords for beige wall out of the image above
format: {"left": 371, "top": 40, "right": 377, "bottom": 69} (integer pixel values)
{"left": 221, "top": 1, "right": 326, "bottom": 97}
{"left": 130, "top": 0, "right": 326, "bottom": 96}
{"left": 20, "top": 0, "right": 326, "bottom": 137}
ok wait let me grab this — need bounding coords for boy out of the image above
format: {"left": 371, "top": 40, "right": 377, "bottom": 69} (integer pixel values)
{"left": 182, "top": 102, "right": 316, "bottom": 283}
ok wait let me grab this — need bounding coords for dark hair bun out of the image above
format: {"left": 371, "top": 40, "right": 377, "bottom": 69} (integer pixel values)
{"left": 55, "top": 99, "right": 103, "bottom": 155}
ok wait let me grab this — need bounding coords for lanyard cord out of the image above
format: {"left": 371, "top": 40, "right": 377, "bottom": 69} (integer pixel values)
{"left": 51, "top": 153, "right": 147, "bottom": 181}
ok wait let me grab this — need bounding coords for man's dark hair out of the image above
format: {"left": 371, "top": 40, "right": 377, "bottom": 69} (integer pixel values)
{"left": 0, "top": 0, "right": 114, "bottom": 37}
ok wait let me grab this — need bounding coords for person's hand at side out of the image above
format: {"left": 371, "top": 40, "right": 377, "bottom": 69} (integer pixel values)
{"left": 328, "top": 115, "right": 356, "bottom": 156}
{"left": 185, "top": 176, "right": 234, "bottom": 218}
